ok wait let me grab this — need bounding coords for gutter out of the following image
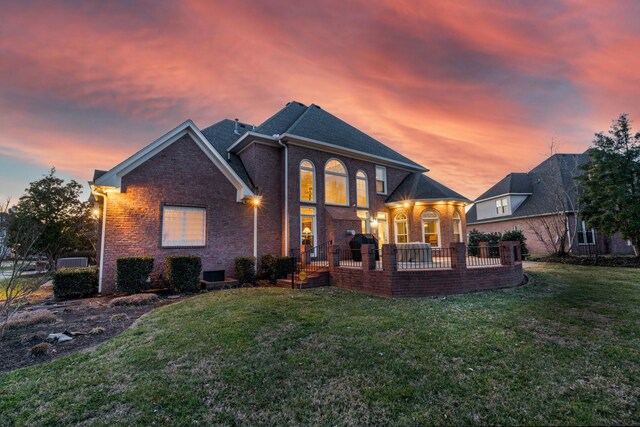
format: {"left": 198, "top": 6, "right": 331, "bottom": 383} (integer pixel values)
{"left": 90, "top": 185, "right": 108, "bottom": 293}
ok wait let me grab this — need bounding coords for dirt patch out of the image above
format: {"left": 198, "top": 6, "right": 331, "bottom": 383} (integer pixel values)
{"left": 0, "top": 288, "right": 183, "bottom": 373}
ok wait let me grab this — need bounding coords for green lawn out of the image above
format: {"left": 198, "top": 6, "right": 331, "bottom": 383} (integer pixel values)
{"left": 1, "top": 264, "right": 639, "bottom": 425}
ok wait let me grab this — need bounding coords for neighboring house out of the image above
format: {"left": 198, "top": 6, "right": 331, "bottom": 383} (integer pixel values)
{"left": 466, "top": 153, "right": 634, "bottom": 255}
{"left": 91, "top": 101, "right": 470, "bottom": 293}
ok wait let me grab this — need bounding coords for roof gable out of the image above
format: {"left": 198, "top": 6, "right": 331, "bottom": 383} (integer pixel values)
{"left": 386, "top": 173, "right": 470, "bottom": 204}
{"left": 93, "top": 120, "right": 254, "bottom": 201}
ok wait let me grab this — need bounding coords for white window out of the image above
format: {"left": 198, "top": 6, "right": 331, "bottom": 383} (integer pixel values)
{"left": 324, "top": 159, "right": 348, "bottom": 205}
{"left": 496, "top": 198, "right": 508, "bottom": 215}
{"left": 299, "top": 160, "right": 315, "bottom": 203}
{"left": 376, "top": 166, "right": 387, "bottom": 194}
{"left": 577, "top": 220, "right": 595, "bottom": 245}
{"left": 513, "top": 225, "right": 521, "bottom": 232}
{"left": 453, "top": 211, "right": 463, "bottom": 243}
{"left": 300, "top": 207, "right": 316, "bottom": 247}
{"left": 394, "top": 213, "right": 409, "bottom": 243}
{"left": 356, "top": 170, "right": 368, "bottom": 208}
{"left": 421, "top": 210, "right": 441, "bottom": 247}
{"left": 162, "top": 206, "right": 206, "bottom": 247}
{"left": 357, "top": 210, "right": 370, "bottom": 234}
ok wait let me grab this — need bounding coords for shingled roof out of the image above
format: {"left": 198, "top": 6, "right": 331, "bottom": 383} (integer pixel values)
{"left": 466, "top": 153, "right": 588, "bottom": 224}
{"left": 386, "top": 173, "right": 470, "bottom": 204}
{"left": 249, "top": 101, "right": 425, "bottom": 170}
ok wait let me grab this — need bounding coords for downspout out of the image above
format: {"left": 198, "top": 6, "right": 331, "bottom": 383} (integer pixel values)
{"left": 277, "top": 139, "right": 289, "bottom": 255}
{"left": 93, "top": 189, "right": 108, "bottom": 293}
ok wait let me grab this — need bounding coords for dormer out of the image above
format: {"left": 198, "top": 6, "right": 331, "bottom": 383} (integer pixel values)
{"left": 473, "top": 173, "right": 532, "bottom": 220}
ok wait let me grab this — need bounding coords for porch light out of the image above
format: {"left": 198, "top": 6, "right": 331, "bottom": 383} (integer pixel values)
{"left": 370, "top": 218, "right": 378, "bottom": 227}
{"left": 403, "top": 201, "right": 411, "bottom": 208}
{"left": 251, "top": 196, "right": 262, "bottom": 206}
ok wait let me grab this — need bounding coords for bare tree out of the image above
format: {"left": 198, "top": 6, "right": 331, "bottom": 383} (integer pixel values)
{"left": 525, "top": 142, "right": 583, "bottom": 256}
{"left": 0, "top": 200, "right": 49, "bottom": 340}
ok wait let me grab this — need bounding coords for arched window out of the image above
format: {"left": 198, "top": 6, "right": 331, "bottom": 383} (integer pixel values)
{"left": 421, "top": 210, "right": 441, "bottom": 247}
{"left": 299, "top": 160, "right": 315, "bottom": 202}
{"left": 324, "top": 159, "right": 348, "bottom": 205}
{"left": 452, "top": 211, "right": 462, "bottom": 243}
{"left": 394, "top": 213, "right": 409, "bottom": 243}
{"left": 356, "top": 170, "right": 368, "bottom": 207}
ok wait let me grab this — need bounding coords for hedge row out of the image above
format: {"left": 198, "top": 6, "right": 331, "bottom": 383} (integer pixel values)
{"left": 259, "top": 255, "right": 295, "bottom": 284}
{"left": 52, "top": 267, "right": 98, "bottom": 299}
{"left": 166, "top": 255, "right": 202, "bottom": 292}
{"left": 116, "top": 257, "right": 154, "bottom": 293}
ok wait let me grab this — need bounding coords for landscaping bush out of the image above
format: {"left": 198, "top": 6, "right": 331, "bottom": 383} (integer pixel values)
{"left": 501, "top": 230, "right": 529, "bottom": 256}
{"left": 260, "top": 255, "right": 296, "bottom": 284}
{"left": 115, "top": 257, "right": 154, "bottom": 294}
{"left": 52, "top": 267, "right": 98, "bottom": 299}
{"left": 166, "top": 255, "right": 202, "bottom": 292}
{"left": 235, "top": 256, "right": 256, "bottom": 285}
{"left": 467, "top": 228, "right": 529, "bottom": 257}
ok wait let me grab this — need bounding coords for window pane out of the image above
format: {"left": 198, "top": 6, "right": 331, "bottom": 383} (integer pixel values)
{"left": 325, "top": 174, "right": 347, "bottom": 205}
{"left": 300, "top": 207, "right": 315, "bottom": 216}
{"left": 325, "top": 160, "right": 346, "bottom": 174}
{"left": 356, "top": 174, "right": 368, "bottom": 207}
{"left": 376, "top": 166, "right": 386, "bottom": 193}
{"left": 300, "top": 169, "right": 314, "bottom": 201}
{"left": 162, "top": 206, "right": 206, "bottom": 247}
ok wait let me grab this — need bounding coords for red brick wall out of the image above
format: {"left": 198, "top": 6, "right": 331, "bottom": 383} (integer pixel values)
{"left": 100, "top": 135, "right": 260, "bottom": 293}
{"left": 287, "top": 144, "right": 411, "bottom": 252}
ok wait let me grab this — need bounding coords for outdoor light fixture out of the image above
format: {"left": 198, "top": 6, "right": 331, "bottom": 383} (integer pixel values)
{"left": 370, "top": 219, "right": 378, "bottom": 227}
{"left": 251, "top": 196, "right": 262, "bottom": 206}
{"left": 403, "top": 201, "right": 411, "bottom": 208}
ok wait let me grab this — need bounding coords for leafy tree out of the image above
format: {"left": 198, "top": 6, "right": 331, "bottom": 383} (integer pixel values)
{"left": 8, "top": 168, "right": 97, "bottom": 267}
{"left": 579, "top": 114, "right": 640, "bottom": 256}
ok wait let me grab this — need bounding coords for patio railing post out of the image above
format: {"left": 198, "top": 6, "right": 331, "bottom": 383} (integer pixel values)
{"left": 330, "top": 244, "right": 340, "bottom": 269}
{"left": 479, "top": 241, "right": 489, "bottom": 259}
{"left": 450, "top": 242, "right": 467, "bottom": 270}
{"left": 500, "top": 241, "right": 515, "bottom": 265}
{"left": 382, "top": 244, "right": 397, "bottom": 272}
{"left": 361, "top": 244, "right": 376, "bottom": 270}
{"left": 300, "top": 245, "right": 311, "bottom": 265}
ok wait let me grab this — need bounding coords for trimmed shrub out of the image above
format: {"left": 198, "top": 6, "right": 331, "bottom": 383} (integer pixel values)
{"left": 467, "top": 228, "right": 529, "bottom": 257}
{"left": 260, "top": 255, "right": 295, "bottom": 284}
{"left": 116, "top": 257, "right": 154, "bottom": 294}
{"left": 52, "top": 267, "right": 98, "bottom": 299}
{"left": 166, "top": 255, "right": 202, "bottom": 293}
{"left": 235, "top": 256, "right": 256, "bottom": 285}
{"left": 501, "top": 230, "right": 529, "bottom": 256}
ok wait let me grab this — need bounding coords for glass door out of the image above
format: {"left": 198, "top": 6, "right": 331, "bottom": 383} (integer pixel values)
{"left": 376, "top": 212, "right": 388, "bottom": 250}
{"left": 300, "top": 207, "right": 317, "bottom": 257}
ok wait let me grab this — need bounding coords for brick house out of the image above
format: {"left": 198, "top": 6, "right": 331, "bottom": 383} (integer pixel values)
{"left": 90, "top": 101, "right": 472, "bottom": 293}
{"left": 466, "top": 153, "right": 635, "bottom": 255}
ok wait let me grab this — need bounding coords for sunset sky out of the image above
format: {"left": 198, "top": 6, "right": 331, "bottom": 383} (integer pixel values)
{"left": 1, "top": 0, "right": 639, "bottom": 203}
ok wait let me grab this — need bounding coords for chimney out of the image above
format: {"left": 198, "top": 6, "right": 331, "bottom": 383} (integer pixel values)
{"left": 234, "top": 118, "right": 240, "bottom": 135}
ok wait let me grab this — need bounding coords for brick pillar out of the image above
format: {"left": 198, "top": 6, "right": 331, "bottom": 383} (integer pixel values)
{"left": 450, "top": 242, "right": 467, "bottom": 270}
{"left": 382, "top": 244, "right": 397, "bottom": 271}
{"left": 500, "top": 241, "right": 515, "bottom": 265}
{"left": 479, "top": 241, "right": 489, "bottom": 258}
{"left": 361, "top": 244, "right": 376, "bottom": 270}
{"left": 329, "top": 244, "right": 340, "bottom": 269}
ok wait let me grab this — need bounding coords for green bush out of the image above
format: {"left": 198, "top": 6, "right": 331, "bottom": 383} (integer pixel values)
{"left": 501, "top": 230, "right": 529, "bottom": 256}
{"left": 166, "top": 255, "right": 202, "bottom": 292}
{"left": 52, "top": 267, "right": 98, "bottom": 299}
{"left": 260, "top": 255, "right": 295, "bottom": 284}
{"left": 235, "top": 256, "right": 256, "bottom": 285}
{"left": 467, "top": 228, "right": 529, "bottom": 257}
{"left": 116, "top": 257, "right": 154, "bottom": 294}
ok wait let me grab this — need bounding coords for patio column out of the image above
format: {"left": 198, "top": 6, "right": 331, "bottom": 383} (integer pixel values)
{"left": 329, "top": 244, "right": 340, "bottom": 269}
{"left": 450, "top": 242, "right": 467, "bottom": 270}
{"left": 500, "top": 241, "right": 516, "bottom": 265}
{"left": 479, "top": 241, "right": 489, "bottom": 259}
{"left": 382, "top": 244, "right": 397, "bottom": 271}
{"left": 361, "top": 244, "right": 376, "bottom": 270}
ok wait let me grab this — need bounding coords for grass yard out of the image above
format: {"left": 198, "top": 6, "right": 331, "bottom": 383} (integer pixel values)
{"left": 1, "top": 264, "right": 639, "bottom": 425}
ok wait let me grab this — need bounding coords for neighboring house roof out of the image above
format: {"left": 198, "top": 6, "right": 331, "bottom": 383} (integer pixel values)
{"left": 386, "top": 173, "right": 471, "bottom": 204}
{"left": 467, "top": 153, "right": 588, "bottom": 224}
{"left": 475, "top": 172, "right": 532, "bottom": 201}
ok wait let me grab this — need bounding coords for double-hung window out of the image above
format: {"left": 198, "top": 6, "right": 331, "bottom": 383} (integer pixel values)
{"left": 496, "top": 198, "right": 508, "bottom": 215}
{"left": 162, "top": 206, "right": 206, "bottom": 247}
{"left": 577, "top": 220, "right": 595, "bottom": 245}
{"left": 376, "top": 166, "right": 387, "bottom": 194}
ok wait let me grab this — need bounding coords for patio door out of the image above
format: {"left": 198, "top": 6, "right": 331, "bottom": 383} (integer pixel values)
{"left": 300, "top": 207, "right": 317, "bottom": 257}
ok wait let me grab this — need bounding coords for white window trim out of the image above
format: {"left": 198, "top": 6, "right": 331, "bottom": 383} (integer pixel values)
{"left": 394, "top": 213, "right": 409, "bottom": 244}
{"left": 357, "top": 210, "right": 370, "bottom": 234}
{"left": 421, "top": 210, "right": 441, "bottom": 248}
{"left": 376, "top": 165, "right": 387, "bottom": 195}
{"left": 495, "top": 197, "right": 508, "bottom": 215}
{"left": 300, "top": 207, "right": 317, "bottom": 255}
{"left": 324, "top": 158, "right": 349, "bottom": 206}
{"left": 161, "top": 205, "right": 206, "bottom": 247}
{"left": 299, "top": 159, "right": 316, "bottom": 203}
{"left": 356, "top": 170, "right": 369, "bottom": 208}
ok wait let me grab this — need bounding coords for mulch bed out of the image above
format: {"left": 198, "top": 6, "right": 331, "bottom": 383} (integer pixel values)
{"left": 530, "top": 255, "right": 640, "bottom": 268}
{"left": 0, "top": 289, "right": 183, "bottom": 373}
